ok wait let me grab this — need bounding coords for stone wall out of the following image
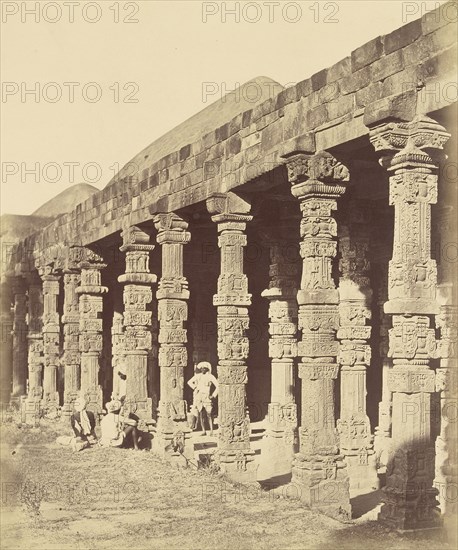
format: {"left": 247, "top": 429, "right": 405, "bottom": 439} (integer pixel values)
{"left": 12, "top": 2, "right": 455, "bottom": 263}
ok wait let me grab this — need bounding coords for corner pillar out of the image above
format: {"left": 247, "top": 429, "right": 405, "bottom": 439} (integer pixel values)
{"left": 369, "top": 115, "right": 450, "bottom": 530}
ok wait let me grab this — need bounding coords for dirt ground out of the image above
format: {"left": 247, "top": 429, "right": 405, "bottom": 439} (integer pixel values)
{"left": 0, "top": 421, "right": 454, "bottom": 550}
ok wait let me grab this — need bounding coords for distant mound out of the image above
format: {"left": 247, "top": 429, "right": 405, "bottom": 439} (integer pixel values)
{"left": 0, "top": 184, "right": 99, "bottom": 270}
{"left": 32, "top": 183, "right": 99, "bottom": 218}
{"left": 0, "top": 214, "right": 55, "bottom": 244}
{"left": 106, "top": 76, "right": 284, "bottom": 186}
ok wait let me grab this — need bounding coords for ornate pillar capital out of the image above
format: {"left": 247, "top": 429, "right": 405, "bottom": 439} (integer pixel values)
{"left": 206, "top": 192, "right": 252, "bottom": 229}
{"left": 154, "top": 213, "right": 190, "bottom": 241}
{"left": 283, "top": 150, "right": 349, "bottom": 200}
{"left": 368, "top": 115, "right": 450, "bottom": 168}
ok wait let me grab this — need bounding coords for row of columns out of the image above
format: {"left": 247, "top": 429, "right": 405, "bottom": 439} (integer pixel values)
{"left": 5, "top": 115, "right": 455, "bottom": 530}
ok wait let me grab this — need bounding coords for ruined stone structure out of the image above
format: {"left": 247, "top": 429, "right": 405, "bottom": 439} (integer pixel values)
{"left": 2, "top": 3, "right": 456, "bottom": 530}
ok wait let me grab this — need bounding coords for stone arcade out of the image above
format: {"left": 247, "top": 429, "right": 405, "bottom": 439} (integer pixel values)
{"left": 2, "top": 4, "right": 456, "bottom": 531}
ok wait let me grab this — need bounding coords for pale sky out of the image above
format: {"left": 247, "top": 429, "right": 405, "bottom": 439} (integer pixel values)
{"left": 0, "top": 0, "right": 447, "bottom": 215}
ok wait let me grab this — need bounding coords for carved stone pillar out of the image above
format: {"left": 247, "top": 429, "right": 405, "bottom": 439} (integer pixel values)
{"left": 435, "top": 300, "right": 457, "bottom": 520}
{"left": 111, "top": 311, "right": 125, "bottom": 399}
{"left": 260, "top": 232, "right": 299, "bottom": 477}
{"left": 283, "top": 149, "right": 351, "bottom": 520}
{"left": 0, "top": 280, "right": 13, "bottom": 404}
{"left": 154, "top": 213, "right": 192, "bottom": 459}
{"left": 41, "top": 271, "right": 61, "bottom": 414}
{"left": 369, "top": 115, "right": 450, "bottom": 530}
{"left": 118, "top": 226, "right": 156, "bottom": 423}
{"left": 23, "top": 273, "right": 43, "bottom": 424}
{"left": 62, "top": 271, "right": 81, "bottom": 417}
{"left": 373, "top": 267, "right": 393, "bottom": 470}
{"left": 337, "top": 204, "right": 379, "bottom": 493}
{"left": 11, "top": 276, "right": 28, "bottom": 401}
{"left": 207, "top": 192, "right": 256, "bottom": 481}
{"left": 76, "top": 257, "right": 107, "bottom": 415}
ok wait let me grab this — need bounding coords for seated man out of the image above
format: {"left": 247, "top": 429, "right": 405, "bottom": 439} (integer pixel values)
{"left": 100, "top": 399, "right": 140, "bottom": 450}
{"left": 70, "top": 396, "right": 97, "bottom": 448}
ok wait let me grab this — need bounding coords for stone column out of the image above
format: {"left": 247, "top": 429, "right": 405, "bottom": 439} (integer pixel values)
{"left": 283, "top": 149, "right": 351, "bottom": 520}
{"left": 369, "top": 115, "right": 450, "bottom": 530}
{"left": 373, "top": 268, "right": 393, "bottom": 471}
{"left": 23, "top": 273, "right": 43, "bottom": 424}
{"left": 77, "top": 258, "right": 107, "bottom": 415}
{"left": 118, "top": 226, "right": 156, "bottom": 423}
{"left": 41, "top": 270, "right": 61, "bottom": 415}
{"left": 260, "top": 234, "right": 299, "bottom": 477}
{"left": 207, "top": 192, "right": 256, "bottom": 481}
{"left": 337, "top": 204, "right": 378, "bottom": 493}
{"left": 0, "top": 279, "right": 13, "bottom": 404}
{"left": 435, "top": 300, "right": 457, "bottom": 521}
{"left": 154, "top": 213, "right": 192, "bottom": 459}
{"left": 11, "top": 276, "right": 28, "bottom": 401}
{"left": 62, "top": 271, "right": 81, "bottom": 417}
{"left": 111, "top": 310, "right": 125, "bottom": 399}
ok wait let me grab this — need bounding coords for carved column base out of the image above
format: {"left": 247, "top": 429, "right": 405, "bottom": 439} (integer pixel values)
{"left": 80, "top": 353, "right": 103, "bottom": 416}
{"left": 123, "top": 351, "right": 153, "bottom": 422}
{"left": 379, "top": 446, "right": 441, "bottom": 531}
{"left": 292, "top": 452, "right": 351, "bottom": 521}
{"left": 338, "top": 416, "right": 379, "bottom": 494}
{"left": 374, "top": 400, "right": 393, "bottom": 472}
{"left": 154, "top": 419, "right": 193, "bottom": 466}
{"left": 213, "top": 449, "right": 258, "bottom": 482}
{"left": 434, "top": 434, "right": 457, "bottom": 516}
{"left": 343, "top": 452, "right": 379, "bottom": 495}
{"left": 259, "top": 403, "right": 298, "bottom": 479}
{"left": 21, "top": 395, "right": 41, "bottom": 425}
{"left": 62, "top": 390, "right": 80, "bottom": 418}
{"left": 41, "top": 392, "right": 60, "bottom": 419}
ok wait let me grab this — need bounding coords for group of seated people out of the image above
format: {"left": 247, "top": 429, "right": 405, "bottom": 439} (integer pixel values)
{"left": 64, "top": 361, "right": 219, "bottom": 451}
{"left": 68, "top": 394, "right": 141, "bottom": 451}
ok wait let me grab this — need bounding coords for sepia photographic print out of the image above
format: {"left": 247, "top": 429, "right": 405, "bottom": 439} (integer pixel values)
{"left": 0, "top": 1, "right": 457, "bottom": 549}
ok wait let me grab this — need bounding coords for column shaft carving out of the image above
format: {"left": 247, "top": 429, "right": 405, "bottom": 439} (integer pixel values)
{"left": 207, "top": 192, "right": 256, "bottom": 479}
{"left": 41, "top": 271, "right": 61, "bottom": 414}
{"left": 23, "top": 274, "right": 43, "bottom": 423}
{"left": 435, "top": 303, "right": 457, "bottom": 518}
{"left": 261, "top": 228, "right": 300, "bottom": 474}
{"left": 111, "top": 310, "right": 125, "bottom": 399}
{"left": 369, "top": 115, "right": 450, "bottom": 530}
{"left": 373, "top": 266, "right": 393, "bottom": 468}
{"left": 284, "top": 149, "right": 351, "bottom": 520}
{"left": 154, "top": 213, "right": 192, "bottom": 456}
{"left": 62, "top": 271, "right": 81, "bottom": 416}
{"left": 118, "top": 226, "right": 156, "bottom": 423}
{"left": 337, "top": 203, "right": 378, "bottom": 492}
{"left": 77, "top": 254, "right": 107, "bottom": 415}
{"left": 11, "top": 276, "right": 28, "bottom": 399}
